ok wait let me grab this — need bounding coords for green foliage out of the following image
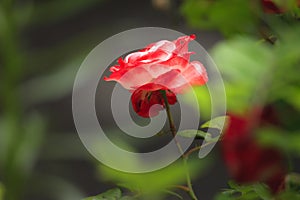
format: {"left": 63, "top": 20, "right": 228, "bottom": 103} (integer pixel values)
{"left": 0, "top": 0, "right": 107, "bottom": 199}
{"left": 275, "top": 173, "right": 300, "bottom": 199}
{"left": 177, "top": 129, "right": 210, "bottom": 139}
{"left": 184, "top": 86, "right": 212, "bottom": 119}
{"left": 215, "top": 174, "right": 300, "bottom": 200}
{"left": 0, "top": 183, "right": 4, "bottom": 200}
{"left": 181, "top": 0, "right": 259, "bottom": 36}
{"left": 215, "top": 181, "right": 272, "bottom": 200}
{"left": 163, "top": 189, "right": 183, "bottom": 200}
{"left": 272, "top": 0, "right": 300, "bottom": 12}
{"left": 285, "top": 173, "right": 300, "bottom": 192}
{"left": 98, "top": 158, "right": 208, "bottom": 198}
{"left": 211, "top": 36, "right": 272, "bottom": 113}
{"left": 83, "top": 187, "right": 141, "bottom": 199}
{"left": 0, "top": 113, "right": 46, "bottom": 200}
{"left": 177, "top": 116, "right": 228, "bottom": 142}
{"left": 257, "top": 127, "right": 300, "bottom": 156}
{"left": 83, "top": 188, "right": 134, "bottom": 200}
{"left": 200, "top": 116, "right": 229, "bottom": 131}
{"left": 270, "top": 25, "right": 300, "bottom": 111}
{"left": 21, "top": 58, "right": 82, "bottom": 105}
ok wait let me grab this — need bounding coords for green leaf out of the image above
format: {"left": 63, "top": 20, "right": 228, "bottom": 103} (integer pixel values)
{"left": 277, "top": 190, "right": 300, "bottom": 200}
{"left": 163, "top": 190, "right": 183, "bottom": 199}
{"left": 0, "top": 183, "right": 4, "bottom": 200}
{"left": 18, "top": 113, "right": 46, "bottom": 174}
{"left": 211, "top": 36, "right": 273, "bottom": 114}
{"left": 201, "top": 116, "right": 229, "bottom": 131}
{"left": 83, "top": 188, "right": 122, "bottom": 200}
{"left": 21, "top": 59, "right": 81, "bottom": 105}
{"left": 183, "top": 86, "right": 212, "bottom": 120}
{"left": 270, "top": 25, "right": 300, "bottom": 111}
{"left": 181, "top": 0, "right": 259, "bottom": 36}
{"left": 119, "top": 196, "right": 136, "bottom": 200}
{"left": 99, "top": 157, "right": 209, "bottom": 197}
{"left": 176, "top": 117, "right": 228, "bottom": 141}
{"left": 285, "top": 173, "right": 300, "bottom": 192}
{"left": 252, "top": 184, "right": 272, "bottom": 200}
{"left": 256, "top": 127, "right": 300, "bottom": 156}
{"left": 225, "top": 181, "right": 271, "bottom": 200}
{"left": 177, "top": 129, "right": 209, "bottom": 139}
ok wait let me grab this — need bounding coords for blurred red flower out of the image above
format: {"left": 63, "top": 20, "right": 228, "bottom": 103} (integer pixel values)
{"left": 105, "top": 35, "right": 208, "bottom": 117}
{"left": 221, "top": 107, "right": 286, "bottom": 193}
{"left": 261, "top": 0, "right": 300, "bottom": 14}
{"left": 261, "top": 0, "right": 284, "bottom": 13}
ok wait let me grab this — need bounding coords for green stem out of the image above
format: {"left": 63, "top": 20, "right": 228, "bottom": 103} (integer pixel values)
{"left": 160, "top": 91, "right": 198, "bottom": 200}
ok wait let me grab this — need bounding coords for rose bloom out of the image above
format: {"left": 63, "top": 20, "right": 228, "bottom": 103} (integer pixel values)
{"left": 221, "top": 107, "right": 286, "bottom": 193}
{"left": 104, "top": 35, "right": 208, "bottom": 117}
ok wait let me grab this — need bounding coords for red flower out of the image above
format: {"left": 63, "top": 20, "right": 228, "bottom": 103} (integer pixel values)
{"left": 261, "top": 0, "right": 300, "bottom": 14}
{"left": 261, "top": 0, "right": 284, "bottom": 14}
{"left": 221, "top": 108, "right": 286, "bottom": 193}
{"left": 105, "top": 35, "right": 208, "bottom": 117}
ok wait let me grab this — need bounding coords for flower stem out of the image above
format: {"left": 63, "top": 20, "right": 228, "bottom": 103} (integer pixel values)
{"left": 160, "top": 91, "right": 198, "bottom": 200}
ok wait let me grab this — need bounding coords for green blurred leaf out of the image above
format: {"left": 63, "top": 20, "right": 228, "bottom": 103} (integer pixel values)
{"left": 269, "top": 25, "right": 300, "bottom": 110}
{"left": 184, "top": 86, "right": 212, "bottom": 120}
{"left": 84, "top": 188, "right": 122, "bottom": 200}
{"left": 31, "top": 174, "right": 84, "bottom": 200}
{"left": 181, "top": 0, "right": 259, "bottom": 36}
{"left": 163, "top": 190, "right": 183, "bottom": 199}
{"left": 201, "top": 116, "right": 229, "bottom": 131}
{"left": 215, "top": 181, "right": 272, "bottom": 200}
{"left": 13, "top": 1, "right": 34, "bottom": 28}
{"left": 177, "top": 129, "right": 209, "bottom": 139}
{"left": 119, "top": 196, "right": 136, "bottom": 200}
{"left": 21, "top": 59, "right": 81, "bottom": 105}
{"left": 99, "top": 157, "right": 209, "bottom": 197}
{"left": 256, "top": 127, "right": 300, "bottom": 156}
{"left": 177, "top": 116, "right": 227, "bottom": 142}
{"left": 211, "top": 36, "right": 273, "bottom": 113}
{"left": 0, "top": 117, "right": 14, "bottom": 165}
{"left": 286, "top": 173, "right": 300, "bottom": 192}
{"left": 0, "top": 183, "right": 4, "bottom": 200}
{"left": 277, "top": 190, "right": 300, "bottom": 200}
{"left": 16, "top": 113, "right": 45, "bottom": 175}
{"left": 273, "top": 0, "right": 300, "bottom": 11}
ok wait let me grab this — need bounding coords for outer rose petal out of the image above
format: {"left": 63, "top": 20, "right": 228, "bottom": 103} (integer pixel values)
{"left": 142, "top": 40, "right": 176, "bottom": 54}
{"left": 173, "top": 34, "right": 196, "bottom": 60}
{"left": 125, "top": 49, "right": 172, "bottom": 65}
{"left": 182, "top": 61, "right": 208, "bottom": 85}
{"left": 104, "top": 66, "right": 153, "bottom": 89}
{"left": 154, "top": 69, "right": 189, "bottom": 93}
{"left": 131, "top": 83, "right": 177, "bottom": 117}
{"left": 153, "top": 61, "right": 208, "bottom": 93}
{"left": 124, "top": 40, "right": 175, "bottom": 66}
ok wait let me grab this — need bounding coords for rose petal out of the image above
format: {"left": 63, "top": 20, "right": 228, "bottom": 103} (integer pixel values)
{"left": 143, "top": 40, "right": 176, "bottom": 53}
{"left": 131, "top": 83, "right": 177, "bottom": 117}
{"left": 154, "top": 69, "right": 189, "bottom": 93}
{"left": 182, "top": 61, "right": 208, "bottom": 85}
{"left": 104, "top": 66, "right": 153, "bottom": 89}
{"left": 173, "top": 34, "right": 196, "bottom": 60}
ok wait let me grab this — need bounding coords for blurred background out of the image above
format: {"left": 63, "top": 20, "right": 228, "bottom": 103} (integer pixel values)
{"left": 0, "top": 0, "right": 299, "bottom": 200}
